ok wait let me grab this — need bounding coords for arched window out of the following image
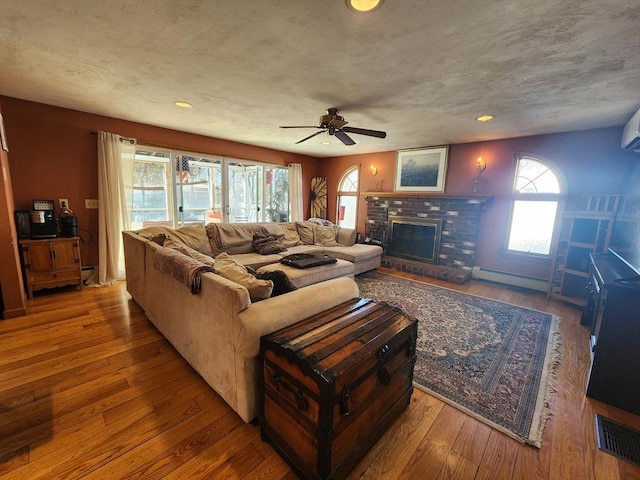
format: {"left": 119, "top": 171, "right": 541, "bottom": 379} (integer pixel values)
{"left": 507, "top": 154, "right": 563, "bottom": 255}
{"left": 337, "top": 166, "right": 359, "bottom": 229}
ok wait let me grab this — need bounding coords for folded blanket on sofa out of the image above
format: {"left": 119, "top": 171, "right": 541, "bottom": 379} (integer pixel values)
{"left": 153, "top": 247, "right": 215, "bottom": 294}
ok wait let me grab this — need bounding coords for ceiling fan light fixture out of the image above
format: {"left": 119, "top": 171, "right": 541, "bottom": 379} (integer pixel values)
{"left": 174, "top": 101, "right": 193, "bottom": 109}
{"left": 346, "top": 0, "right": 383, "bottom": 13}
{"left": 476, "top": 114, "right": 494, "bottom": 122}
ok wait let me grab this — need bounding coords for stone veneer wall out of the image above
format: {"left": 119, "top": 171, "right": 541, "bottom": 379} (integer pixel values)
{"left": 364, "top": 195, "right": 487, "bottom": 272}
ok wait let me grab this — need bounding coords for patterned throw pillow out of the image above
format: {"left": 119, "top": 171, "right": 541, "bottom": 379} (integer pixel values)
{"left": 252, "top": 233, "right": 287, "bottom": 255}
{"left": 296, "top": 221, "right": 315, "bottom": 245}
{"left": 313, "top": 224, "right": 339, "bottom": 247}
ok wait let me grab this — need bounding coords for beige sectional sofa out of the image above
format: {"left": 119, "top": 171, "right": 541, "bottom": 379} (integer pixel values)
{"left": 122, "top": 221, "right": 382, "bottom": 422}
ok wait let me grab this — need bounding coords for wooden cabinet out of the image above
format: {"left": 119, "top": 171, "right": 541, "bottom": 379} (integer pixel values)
{"left": 20, "top": 237, "right": 83, "bottom": 298}
{"left": 583, "top": 252, "right": 640, "bottom": 415}
{"left": 548, "top": 195, "right": 618, "bottom": 307}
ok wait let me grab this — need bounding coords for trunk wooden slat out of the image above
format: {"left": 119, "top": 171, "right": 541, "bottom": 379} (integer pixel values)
{"left": 259, "top": 298, "right": 417, "bottom": 480}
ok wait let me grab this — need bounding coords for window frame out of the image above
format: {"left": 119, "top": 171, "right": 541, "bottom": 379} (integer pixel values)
{"left": 336, "top": 165, "right": 360, "bottom": 229}
{"left": 504, "top": 153, "right": 565, "bottom": 259}
{"left": 131, "top": 144, "right": 289, "bottom": 229}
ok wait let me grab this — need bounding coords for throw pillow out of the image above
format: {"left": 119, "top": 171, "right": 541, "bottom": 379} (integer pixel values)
{"left": 296, "top": 221, "right": 315, "bottom": 245}
{"left": 214, "top": 252, "right": 273, "bottom": 301}
{"left": 281, "top": 223, "right": 303, "bottom": 247}
{"left": 256, "top": 270, "right": 298, "bottom": 297}
{"left": 313, "top": 224, "right": 339, "bottom": 247}
{"left": 252, "top": 233, "right": 287, "bottom": 255}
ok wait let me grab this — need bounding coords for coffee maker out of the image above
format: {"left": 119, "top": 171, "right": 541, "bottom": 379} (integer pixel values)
{"left": 30, "top": 199, "right": 57, "bottom": 238}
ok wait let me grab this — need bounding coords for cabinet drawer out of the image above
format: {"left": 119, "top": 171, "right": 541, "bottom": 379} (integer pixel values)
{"left": 30, "top": 269, "right": 81, "bottom": 285}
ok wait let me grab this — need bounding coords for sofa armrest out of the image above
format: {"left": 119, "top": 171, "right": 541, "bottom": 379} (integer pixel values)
{"left": 122, "top": 230, "right": 149, "bottom": 309}
{"left": 337, "top": 227, "right": 357, "bottom": 246}
{"left": 234, "top": 276, "right": 360, "bottom": 358}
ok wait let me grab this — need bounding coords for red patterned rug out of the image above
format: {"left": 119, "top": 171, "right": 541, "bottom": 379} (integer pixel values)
{"left": 355, "top": 270, "right": 561, "bottom": 447}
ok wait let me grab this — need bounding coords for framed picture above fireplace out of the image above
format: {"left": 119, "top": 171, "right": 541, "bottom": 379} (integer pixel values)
{"left": 395, "top": 146, "right": 449, "bottom": 192}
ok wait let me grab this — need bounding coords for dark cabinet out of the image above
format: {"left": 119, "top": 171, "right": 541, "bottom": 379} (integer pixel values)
{"left": 583, "top": 251, "right": 640, "bottom": 415}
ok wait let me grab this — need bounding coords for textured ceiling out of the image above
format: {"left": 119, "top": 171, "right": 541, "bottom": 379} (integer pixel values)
{"left": 1, "top": 0, "right": 639, "bottom": 157}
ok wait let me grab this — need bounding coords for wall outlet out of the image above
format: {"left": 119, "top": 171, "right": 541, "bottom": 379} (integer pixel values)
{"left": 59, "top": 198, "right": 69, "bottom": 209}
{"left": 85, "top": 199, "right": 99, "bottom": 209}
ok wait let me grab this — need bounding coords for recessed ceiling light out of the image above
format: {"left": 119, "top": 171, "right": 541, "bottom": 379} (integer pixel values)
{"left": 174, "top": 101, "right": 193, "bottom": 109}
{"left": 321, "top": 141, "right": 331, "bottom": 145}
{"left": 476, "top": 114, "right": 494, "bottom": 122}
{"left": 346, "top": 0, "right": 383, "bottom": 13}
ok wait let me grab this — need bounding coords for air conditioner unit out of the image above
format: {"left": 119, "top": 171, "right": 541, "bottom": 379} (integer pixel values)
{"left": 621, "top": 107, "right": 640, "bottom": 152}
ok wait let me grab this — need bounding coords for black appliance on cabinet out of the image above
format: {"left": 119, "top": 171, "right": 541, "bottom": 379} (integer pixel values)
{"left": 29, "top": 200, "right": 57, "bottom": 239}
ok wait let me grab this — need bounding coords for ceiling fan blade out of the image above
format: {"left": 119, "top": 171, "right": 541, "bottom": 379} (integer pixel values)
{"left": 328, "top": 118, "right": 347, "bottom": 128}
{"left": 334, "top": 130, "right": 356, "bottom": 146}
{"left": 295, "top": 130, "right": 326, "bottom": 144}
{"left": 280, "top": 125, "right": 322, "bottom": 129}
{"left": 342, "top": 126, "right": 387, "bottom": 138}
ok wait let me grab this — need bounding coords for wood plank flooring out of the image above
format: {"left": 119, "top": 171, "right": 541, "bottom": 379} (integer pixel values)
{"left": 1, "top": 268, "right": 639, "bottom": 479}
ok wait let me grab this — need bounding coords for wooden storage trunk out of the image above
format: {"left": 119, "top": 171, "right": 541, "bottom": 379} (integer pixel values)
{"left": 259, "top": 298, "right": 417, "bottom": 480}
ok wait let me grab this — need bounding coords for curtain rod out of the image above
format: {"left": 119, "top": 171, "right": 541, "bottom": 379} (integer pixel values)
{"left": 90, "top": 131, "right": 135, "bottom": 144}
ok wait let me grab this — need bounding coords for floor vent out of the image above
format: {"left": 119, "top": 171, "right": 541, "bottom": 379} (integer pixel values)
{"left": 595, "top": 414, "right": 640, "bottom": 466}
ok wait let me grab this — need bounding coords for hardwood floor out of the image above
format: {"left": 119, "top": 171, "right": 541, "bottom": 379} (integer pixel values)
{"left": 1, "top": 268, "right": 639, "bottom": 479}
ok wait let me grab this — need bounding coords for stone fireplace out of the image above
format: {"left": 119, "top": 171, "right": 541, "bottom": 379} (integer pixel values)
{"left": 364, "top": 194, "right": 490, "bottom": 283}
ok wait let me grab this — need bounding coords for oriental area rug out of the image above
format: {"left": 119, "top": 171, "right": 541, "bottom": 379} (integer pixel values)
{"left": 355, "top": 270, "right": 561, "bottom": 447}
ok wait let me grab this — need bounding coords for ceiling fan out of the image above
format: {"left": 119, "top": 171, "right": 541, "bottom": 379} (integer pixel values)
{"left": 280, "top": 108, "right": 387, "bottom": 145}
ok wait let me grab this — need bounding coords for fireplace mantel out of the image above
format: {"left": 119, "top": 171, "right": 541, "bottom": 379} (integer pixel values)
{"left": 361, "top": 192, "right": 493, "bottom": 202}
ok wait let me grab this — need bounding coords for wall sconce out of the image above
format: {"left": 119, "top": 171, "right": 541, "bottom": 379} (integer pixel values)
{"left": 474, "top": 156, "right": 486, "bottom": 193}
{"left": 370, "top": 165, "right": 378, "bottom": 176}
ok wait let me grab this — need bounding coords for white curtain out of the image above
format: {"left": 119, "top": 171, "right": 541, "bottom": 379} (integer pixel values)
{"left": 288, "top": 163, "right": 303, "bottom": 221}
{"left": 95, "top": 131, "right": 136, "bottom": 285}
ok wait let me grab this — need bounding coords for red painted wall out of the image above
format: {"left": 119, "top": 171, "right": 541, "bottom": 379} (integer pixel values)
{"left": 1, "top": 96, "right": 320, "bottom": 268}
{"left": 0, "top": 102, "right": 27, "bottom": 317}
{"left": 2, "top": 94, "right": 637, "bottom": 291}
{"left": 322, "top": 128, "right": 638, "bottom": 279}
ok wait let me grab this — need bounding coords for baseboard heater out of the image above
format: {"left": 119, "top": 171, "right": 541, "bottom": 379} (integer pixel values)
{"left": 471, "top": 266, "right": 548, "bottom": 292}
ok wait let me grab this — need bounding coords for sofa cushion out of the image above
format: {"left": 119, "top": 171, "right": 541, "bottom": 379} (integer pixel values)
{"left": 230, "top": 252, "right": 284, "bottom": 270}
{"left": 322, "top": 243, "right": 383, "bottom": 262}
{"left": 276, "top": 245, "right": 323, "bottom": 257}
{"left": 296, "top": 221, "right": 315, "bottom": 245}
{"left": 169, "top": 225, "right": 213, "bottom": 255}
{"left": 163, "top": 237, "right": 216, "bottom": 267}
{"left": 252, "top": 233, "right": 287, "bottom": 255}
{"left": 206, "top": 223, "right": 285, "bottom": 255}
{"left": 214, "top": 252, "right": 273, "bottom": 301}
{"left": 135, "top": 225, "right": 212, "bottom": 254}
{"left": 135, "top": 228, "right": 167, "bottom": 245}
{"left": 281, "top": 223, "right": 303, "bottom": 247}
{"left": 255, "top": 269, "right": 298, "bottom": 297}
{"left": 257, "top": 259, "right": 355, "bottom": 289}
{"left": 313, "top": 224, "right": 339, "bottom": 247}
